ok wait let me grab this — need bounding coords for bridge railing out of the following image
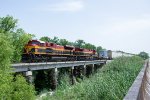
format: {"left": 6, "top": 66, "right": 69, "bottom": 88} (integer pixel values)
{"left": 137, "top": 60, "right": 150, "bottom": 100}
{"left": 124, "top": 60, "right": 149, "bottom": 100}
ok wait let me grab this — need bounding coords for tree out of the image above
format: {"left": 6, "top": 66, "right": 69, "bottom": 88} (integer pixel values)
{"left": 40, "top": 36, "right": 51, "bottom": 42}
{"left": 12, "top": 29, "right": 32, "bottom": 62}
{"left": 0, "top": 34, "right": 13, "bottom": 99}
{"left": 12, "top": 75, "right": 35, "bottom": 100}
{"left": 59, "top": 39, "right": 69, "bottom": 46}
{"left": 96, "top": 46, "right": 102, "bottom": 53}
{"left": 0, "top": 15, "right": 36, "bottom": 99}
{"left": 0, "top": 15, "right": 17, "bottom": 33}
{"left": 138, "top": 52, "right": 149, "bottom": 60}
{"left": 40, "top": 36, "right": 59, "bottom": 44}
{"left": 0, "top": 16, "right": 32, "bottom": 62}
{"left": 82, "top": 43, "right": 96, "bottom": 50}
{"left": 68, "top": 42, "right": 75, "bottom": 46}
{"left": 51, "top": 36, "right": 59, "bottom": 44}
{"left": 75, "top": 39, "right": 85, "bottom": 48}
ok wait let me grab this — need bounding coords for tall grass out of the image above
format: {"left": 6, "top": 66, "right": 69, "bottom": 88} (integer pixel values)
{"left": 43, "top": 56, "right": 144, "bottom": 100}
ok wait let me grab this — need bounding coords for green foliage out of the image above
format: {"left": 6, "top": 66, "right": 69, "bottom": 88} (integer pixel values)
{"left": 0, "top": 33, "right": 13, "bottom": 69}
{"left": 96, "top": 46, "right": 102, "bottom": 53}
{"left": 40, "top": 36, "right": 51, "bottom": 42}
{"left": 12, "top": 29, "right": 32, "bottom": 62}
{"left": 12, "top": 75, "right": 36, "bottom": 100}
{"left": 74, "top": 39, "right": 85, "bottom": 48}
{"left": 40, "top": 36, "right": 103, "bottom": 51}
{"left": 138, "top": 51, "right": 149, "bottom": 60}
{"left": 59, "top": 39, "right": 69, "bottom": 46}
{"left": 49, "top": 56, "right": 144, "bottom": 100}
{"left": 51, "top": 36, "right": 59, "bottom": 44}
{"left": 40, "top": 36, "right": 60, "bottom": 44}
{"left": 0, "top": 15, "right": 36, "bottom": 99}
{"left": 0, "top": 34, "right": 13, "bottom": 99}
{"left": 67, "top": 42, "right": 75, "bottom": 46}
{"left": 0, "top": 15, "right": 17, "bottom": 33}
{"left": 57, "top": 73, "right": 71, "bottom": 90}
{"left": 0, "top": 15, "right": 32, "bottom": 62}
{"left": 82, "top": 43, "right": 96, "bottom": 49}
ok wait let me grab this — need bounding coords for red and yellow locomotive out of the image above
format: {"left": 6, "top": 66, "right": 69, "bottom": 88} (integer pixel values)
{"left": 22, "top": 40, "right": 96, "bottom": 62}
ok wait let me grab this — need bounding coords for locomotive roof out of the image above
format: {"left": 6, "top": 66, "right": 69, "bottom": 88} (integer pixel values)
{"left": 30, "top": 40, "right": 45, "bottom": 43}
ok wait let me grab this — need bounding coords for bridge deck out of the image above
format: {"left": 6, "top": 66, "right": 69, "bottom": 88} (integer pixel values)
{"left": 12, "top": 60, "right": 106, "bottom": 72}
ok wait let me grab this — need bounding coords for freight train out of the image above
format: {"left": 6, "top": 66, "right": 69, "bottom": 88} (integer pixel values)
{"left": 22, "top": 40, "right": 134, "bottom": 62}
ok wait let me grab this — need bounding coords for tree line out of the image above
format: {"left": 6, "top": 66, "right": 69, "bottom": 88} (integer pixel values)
{"left": 40, "top": 36, "right": 103, "bottom": 52}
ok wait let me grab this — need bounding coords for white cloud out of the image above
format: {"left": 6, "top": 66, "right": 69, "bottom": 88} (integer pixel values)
{"left": 102, "top": 17, "right": 150, "bottom": 35}
{"left": 36, "top": 0, "right": 84, "bottom": 12}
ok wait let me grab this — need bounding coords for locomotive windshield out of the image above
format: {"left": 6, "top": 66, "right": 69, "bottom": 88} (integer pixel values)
{"left": 31, "top": 41, "right": 40, "bottom": 45}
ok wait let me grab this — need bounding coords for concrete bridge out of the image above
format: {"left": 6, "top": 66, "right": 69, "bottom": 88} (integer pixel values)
{"left": 12, "top": 60, "right": 106, "bottom": 72}
{"left": 12, "top": 60, "right": 107, "bottom": 89}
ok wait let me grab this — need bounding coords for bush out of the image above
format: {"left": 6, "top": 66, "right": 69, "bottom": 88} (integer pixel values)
{"left": 0, "top": 33, "right": 13, "bottom": 99}
{"left": 12, "top": 75, "right": 36, "bottom": 100}
{"left": 48, "top": 56, "right": 144, "bottom": 100}
{"left": 138, "top": 51, "right": 149, "bottom": 60}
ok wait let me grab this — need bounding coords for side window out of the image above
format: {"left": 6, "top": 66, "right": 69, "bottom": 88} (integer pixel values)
{"left": 31, "top": 41, "right": 39, "bottom": 45}
{"left": 37, "top": 49, "right": 46, "bottom": 53}
{"left": 46, "top": 48, "right": 53, "bottom": 53}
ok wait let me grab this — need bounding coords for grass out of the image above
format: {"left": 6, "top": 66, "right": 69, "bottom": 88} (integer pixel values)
{"left": 42, "top": 56, "right": 144, "bottom": 100}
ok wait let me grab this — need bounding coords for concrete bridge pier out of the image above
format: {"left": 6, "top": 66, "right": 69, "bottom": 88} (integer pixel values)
{"left": 51, "top": 67, "right": 58, "bottom": 90}
{"left": 25, "top": 69, "right": 33, "bottom": 84}
{"left": 54, "top": 68, "right": 58, "bottom": 90}
{"left": 82, "top": 65, "right": 87, "bottom": 79}
{"left": 70, "top": 66, "right": 76, "bottom": 85}
{"left": 86, "top": 65, "right": 91, "bottom": 77}
{"left": 92, "top": 64, "right": 95, "bottom": 74}
{"left": 83, "top": 65, "right": 86, "bottom": 76}
{"left": 94, "top": 64, "right": 98, "bottom": 73}
{"left": 75, "top": 66, "right": 84, "bottom": 81}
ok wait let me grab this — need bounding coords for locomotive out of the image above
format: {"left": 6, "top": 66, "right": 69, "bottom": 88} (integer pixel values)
{"left": 22, "top": 40, "right": 97, "bottom": 62}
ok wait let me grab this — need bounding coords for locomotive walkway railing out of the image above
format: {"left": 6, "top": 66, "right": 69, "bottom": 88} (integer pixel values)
{"left": 124, "top": 60, "right": 149, "bottom": 100}
{"left": 12, "top": 60, "right": 106, "bottom": 72}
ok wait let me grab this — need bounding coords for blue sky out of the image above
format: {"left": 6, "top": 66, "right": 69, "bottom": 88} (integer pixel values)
{"left": 1, "top": 0, "right": 150, "bottom": 54}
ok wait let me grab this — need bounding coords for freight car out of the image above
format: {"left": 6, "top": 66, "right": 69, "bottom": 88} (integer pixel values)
{"left": 98, "top": 50, "right": 134, "bottom": 60}
{"left": 22, "top": 40, "right": 96, "bottom": 62}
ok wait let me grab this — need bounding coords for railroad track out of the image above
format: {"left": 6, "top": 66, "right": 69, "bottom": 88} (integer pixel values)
{"left": 12, "top": 60, "right": 107, "bottom": 72}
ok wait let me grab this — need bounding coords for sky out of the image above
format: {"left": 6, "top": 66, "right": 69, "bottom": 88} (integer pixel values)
{"left": 1, "top": 0, "right": 150, "bottom": 54}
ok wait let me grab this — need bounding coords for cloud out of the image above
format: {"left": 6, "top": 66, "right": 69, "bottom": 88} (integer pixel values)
{"left": 36, "top": 0, "right": 84, "bottom": 12}
{"left": 102, "top": 17, "right": 150, "bottom": 35}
